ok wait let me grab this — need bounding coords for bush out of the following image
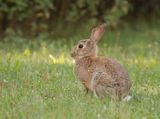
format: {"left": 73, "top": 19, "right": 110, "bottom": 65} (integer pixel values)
{"left": 0, "top": 0, "right": 159, "bottom": 38}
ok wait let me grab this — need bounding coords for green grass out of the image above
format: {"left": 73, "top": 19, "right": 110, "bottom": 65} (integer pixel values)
{"left": 0, "top": 25, "right": 160, "bottom": 119}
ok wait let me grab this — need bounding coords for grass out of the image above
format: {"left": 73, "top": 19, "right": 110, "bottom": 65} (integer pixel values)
{"left": 0, "top": 24, "right": 160, "bottom": 119}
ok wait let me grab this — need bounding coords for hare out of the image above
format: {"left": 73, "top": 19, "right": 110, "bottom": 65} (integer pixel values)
{"left": 70, "top": 24, "right": 131, "bottom": 100}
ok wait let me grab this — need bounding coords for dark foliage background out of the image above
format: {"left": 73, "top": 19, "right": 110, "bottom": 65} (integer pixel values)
{"left": 0, "top": 0, "right": 160, "bottom": 38}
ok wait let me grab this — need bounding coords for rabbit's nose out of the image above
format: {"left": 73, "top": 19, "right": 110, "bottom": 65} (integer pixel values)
{"left": 70, "top": 52, "right": 75, "bottom": 57}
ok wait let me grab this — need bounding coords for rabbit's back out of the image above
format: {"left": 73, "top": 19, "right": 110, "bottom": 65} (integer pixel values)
{"left": 91, "top": 56, "right": 131, "bottom": 99}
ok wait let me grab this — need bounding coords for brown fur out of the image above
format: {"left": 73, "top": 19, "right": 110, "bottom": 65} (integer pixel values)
{"left": 70, "top": 24, "right": 131, "bottom": 100}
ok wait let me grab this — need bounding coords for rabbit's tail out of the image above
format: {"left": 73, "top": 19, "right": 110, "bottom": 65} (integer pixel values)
{"left": 122, "top": 95, "right": 132, "bottom": 101}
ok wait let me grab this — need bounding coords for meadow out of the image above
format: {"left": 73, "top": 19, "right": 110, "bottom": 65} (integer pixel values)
{"left": 0, "top": 24, "right": 160, "bottom": 119}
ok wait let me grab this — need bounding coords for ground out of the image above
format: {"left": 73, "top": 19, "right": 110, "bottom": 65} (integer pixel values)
{"left": 0, "top": 25, "right": 160, "bottom": 119}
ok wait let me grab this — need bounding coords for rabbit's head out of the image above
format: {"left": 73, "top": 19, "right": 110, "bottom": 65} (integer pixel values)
{"left": 70, "top": 24, "right": 106, "bottom": 59}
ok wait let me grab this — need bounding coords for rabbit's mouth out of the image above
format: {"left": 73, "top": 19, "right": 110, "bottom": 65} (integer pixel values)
{"left": 70, "top": 52, "right": 75, "bottom": 58}
{"left": 70, "top": 52, "right": 84, "bottom": 59}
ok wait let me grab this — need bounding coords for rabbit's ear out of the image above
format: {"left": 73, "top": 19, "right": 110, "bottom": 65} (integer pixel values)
{"left": 90, "top": 24, "right": 106, "bottom": 43}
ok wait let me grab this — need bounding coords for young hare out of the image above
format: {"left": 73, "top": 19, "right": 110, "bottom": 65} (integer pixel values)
{"left": 70, "top": 24, "right": 131, "bottom": 100}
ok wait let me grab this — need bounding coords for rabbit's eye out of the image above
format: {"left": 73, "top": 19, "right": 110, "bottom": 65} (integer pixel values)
{"left": 78, "top": 44, "right": 84, "bottom": 48}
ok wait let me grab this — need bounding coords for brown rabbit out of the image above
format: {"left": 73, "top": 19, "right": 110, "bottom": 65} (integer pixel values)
{"left": 70, "top": 24, "right": 132, "bottom": 100}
